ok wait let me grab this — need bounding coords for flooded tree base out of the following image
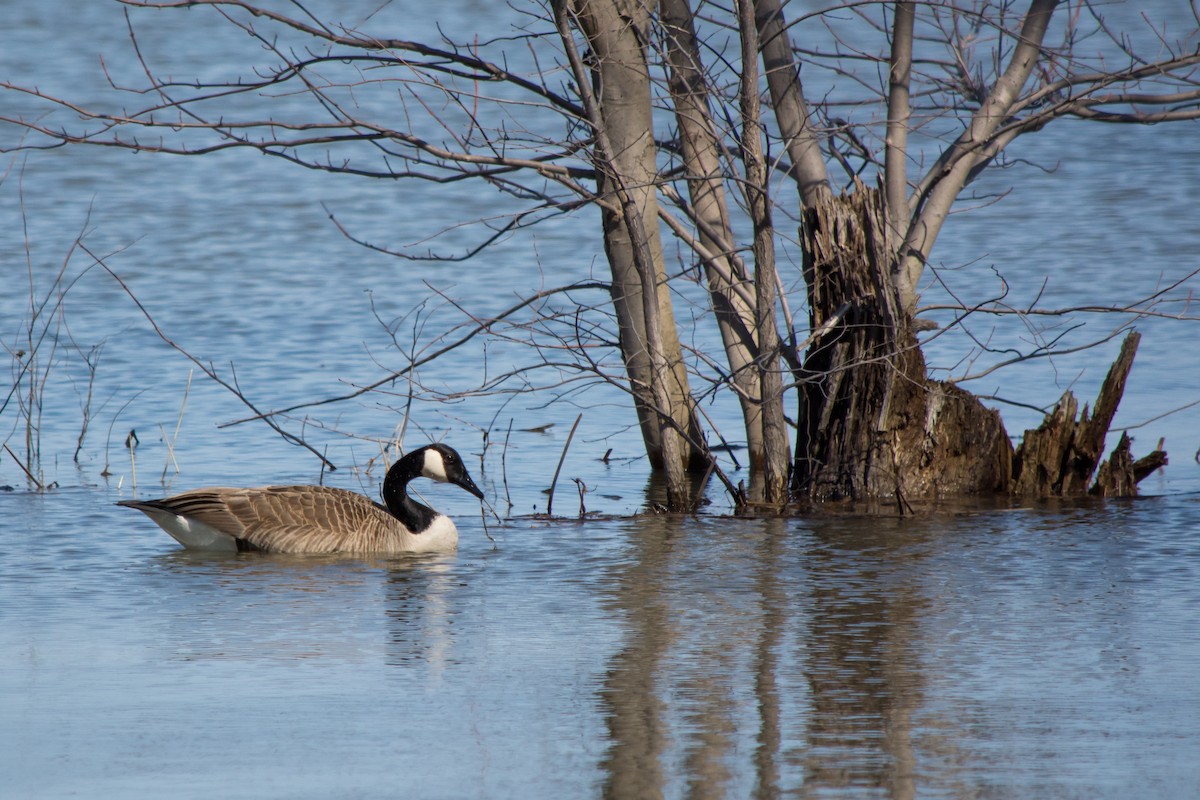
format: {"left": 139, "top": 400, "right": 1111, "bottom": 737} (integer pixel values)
{"left": 794, "top": 186, "right": 1163, "bottom": 506}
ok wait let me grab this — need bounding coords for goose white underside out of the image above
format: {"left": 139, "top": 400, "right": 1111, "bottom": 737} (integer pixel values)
{"left": 135, "top": 506, "right": 460, "bottom": 554}
{"left": 140, "top": 508, "right": 239, "bottom": 552}
{"left": 409, "top": 514, "right": 459, "bottom": 552}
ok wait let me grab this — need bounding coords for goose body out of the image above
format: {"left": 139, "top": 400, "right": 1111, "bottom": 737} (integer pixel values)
{"left": 117, "top": 444, "right": 483, "bottom": 554}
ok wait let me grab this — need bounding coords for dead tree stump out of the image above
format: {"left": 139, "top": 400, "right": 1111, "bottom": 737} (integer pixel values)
{"left": 793, "top": 184, "right": 1162, "bottom": 505}
{"left": 1012, "top": 331, "right": 1156, "bottom": 497}
{"left": 793, "top": 183, "right": 1011, "bottom": 503}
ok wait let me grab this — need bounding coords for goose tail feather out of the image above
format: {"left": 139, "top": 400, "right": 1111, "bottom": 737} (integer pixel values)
{"left": 116, "top": 500, "right": 240, "bottom": 552}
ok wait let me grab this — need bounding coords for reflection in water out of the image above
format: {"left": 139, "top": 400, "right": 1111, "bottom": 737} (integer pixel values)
{"left": 599, "top": 516, "right": 671, "bottom": 799}
{"left": 591, "top": 501, "right": 1200, "bottom": 796}
{"left": 6, "top": 494, "right": 1200, "bottom": 797}
{"left": 595, "top": 515, "right": 952, "bottom": 797}
{"left": 108, "top": 502, "right": 1197, "bottom": 796}
{"left": 382, "top": 557, "right": 458, "bottom": 669}
{"left": 801, "top": 519, "right": 927, "bottom": 799}
{"left": 752, "top": 521, "right": 784, "bottom": 800}
{"left": 148, "top": 550, "right": 457, "bottom": 667}
{"left": 599, "top": 516, "right": 809, "bottom": 798}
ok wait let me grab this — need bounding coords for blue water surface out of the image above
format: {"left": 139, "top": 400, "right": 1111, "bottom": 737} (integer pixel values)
{"left": 3, "top": 2, "right": 1200, "bottom": 797}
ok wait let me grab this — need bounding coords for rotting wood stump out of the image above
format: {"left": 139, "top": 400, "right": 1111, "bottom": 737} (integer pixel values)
{"left": 793, "top": 183, "right": 1163, "bottom": 505}
{"left": 1012, "top": 331, "right": 1167, "bottom": 497}
{"left": 793, "top": 182, "right": 1011, "bottom": 504}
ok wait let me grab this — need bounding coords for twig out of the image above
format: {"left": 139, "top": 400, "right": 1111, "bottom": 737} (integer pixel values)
{"left": 545, "top": 412, "right": 582, "bottom": 517}
{"left": 218, "top": 280, "right": 609, "bottom": 429}
{"left": 125, "top": 429, "right": 139, "bottom": 491}
{"left": 502, "top": 417, "right": 514, "bottom": 514}
{"left": 101, "top": 388, "right": 148, "bottom": 477}
{"left": 693, "top": 458, "right": 717, "bottom": 509}
{"left": 86, "top": 248, "right": 336, "bottom": 471}
{"left": 480, "top": 505, "right": 496, "bottom": 546}
{"left": 572, "top": 478, "right": 587, "bottom": 518}
{"left": 1119, "top": 397, "right": 1200, "bottom": 432}
{"left": 3, "top": 443, "right": 43, "bottom": 489}
{"left": 160, "top": 367, "right": 191, "bottom": 481}
{"left": 157, "top": 424, "right": 176, "bottom": 479}
{"left": 71, "top": 341, "right": 104, "bottom": 464}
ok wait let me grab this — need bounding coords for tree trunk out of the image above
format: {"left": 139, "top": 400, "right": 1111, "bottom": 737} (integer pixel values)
{"left": 897, "top": 0, "right": 1060, "bottom": 313}
{"left": 884, "top": 2, "right": 914, "bottom": 249}
{"left": 754, "top": 0, "right": 831, "bottom": 209}
{"left": 558, "top": 0, "right": 707, "bottom": 484}
{"left": 793, "top": 182, "right": 1012, "bottom": 503}
{"left": 661, "top": 0, "right": 764, "bottom": 470}
{"left": 737, "top": 0, "right": 790, "bottom": 503}
{"left": 792, "top": 183, "right": 1162, "bottom": 505}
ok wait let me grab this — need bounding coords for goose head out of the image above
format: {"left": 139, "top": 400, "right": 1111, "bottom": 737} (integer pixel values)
{"left": 418, "top": 443, "right": 485, "bottom": 499}
{"left": 379, "top": 443, "right": 482, "bottom": 537}
{"left": 381, "top": 443, "right": 484, "bottom": 526}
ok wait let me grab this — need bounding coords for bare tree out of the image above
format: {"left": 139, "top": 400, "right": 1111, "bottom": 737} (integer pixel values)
{"left": 737, "top": 0, "right": 790, "bottom": 504}
{"left": 4, "top": 0, "right": 1198, "bottom": 509}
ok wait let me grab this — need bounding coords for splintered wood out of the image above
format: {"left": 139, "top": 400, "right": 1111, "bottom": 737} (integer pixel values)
{"left": 1013, "top": 331, "right": 1163, "bottom": 498}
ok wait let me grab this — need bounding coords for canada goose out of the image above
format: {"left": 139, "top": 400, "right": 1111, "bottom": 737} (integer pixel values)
{"left": 116, "top": 443, "right": 484, "bottom": 554}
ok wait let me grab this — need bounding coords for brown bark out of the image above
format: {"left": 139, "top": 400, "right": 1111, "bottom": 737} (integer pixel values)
{"left": 1132, "top": 446, "right": 1169, "bottom": 484}
{"left": 1091, "top": 433, "right": 1137, "bottom": 498}
{"left": 794, "top": 182, "right": 1012, "bottom": 503}
{"left": 794, "top": 188, "right": 1160, "bottom": 505}
{"left": 1013, "top": 331, "right": 1152, "bottom": 498}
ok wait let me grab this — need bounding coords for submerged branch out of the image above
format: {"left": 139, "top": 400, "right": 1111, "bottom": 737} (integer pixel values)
{"left": 85, "top": 247, "right": 337, "bottom": 470}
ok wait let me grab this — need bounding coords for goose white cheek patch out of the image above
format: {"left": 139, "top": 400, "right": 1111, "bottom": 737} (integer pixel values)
{"left": 422, "top": 448, "right": 449, "bottom": 482}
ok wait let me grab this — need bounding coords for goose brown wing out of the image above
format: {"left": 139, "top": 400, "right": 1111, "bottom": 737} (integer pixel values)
{"left": 222, "top": 485, "right": 397, "bottom": 553}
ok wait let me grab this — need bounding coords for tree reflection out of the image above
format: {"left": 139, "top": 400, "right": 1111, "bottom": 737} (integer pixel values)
{"left": 597, "top": 516, "right": 673, "bottom": 799}
{"left": 596, "top": 515, "right": 934, "bottom": 797}
{"left": 799, "top": 519, "right": 927, "bottom": 798}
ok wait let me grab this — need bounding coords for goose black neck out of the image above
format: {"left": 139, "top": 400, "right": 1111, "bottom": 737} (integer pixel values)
{"left": 381, "top": 449, "right": 438, "bottom": 533}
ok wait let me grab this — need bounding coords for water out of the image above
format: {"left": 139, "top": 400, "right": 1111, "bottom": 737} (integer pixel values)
{"left": 3, "top": 1, "right": 1200, "bottom": 797}
{"left": 5, "top": 492, "right": 1200, "bottom": 798}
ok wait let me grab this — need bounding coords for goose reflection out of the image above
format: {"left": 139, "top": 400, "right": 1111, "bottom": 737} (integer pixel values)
{"left": 381, "top": 556, "right": 459, "bottom": 669}
{"left": 147, "top": 551, "right": 459, "bottom": 668}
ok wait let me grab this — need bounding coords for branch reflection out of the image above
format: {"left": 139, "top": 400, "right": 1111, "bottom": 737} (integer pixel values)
{"left": 597, "top": 515, "right": 934, "bottom": 797}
